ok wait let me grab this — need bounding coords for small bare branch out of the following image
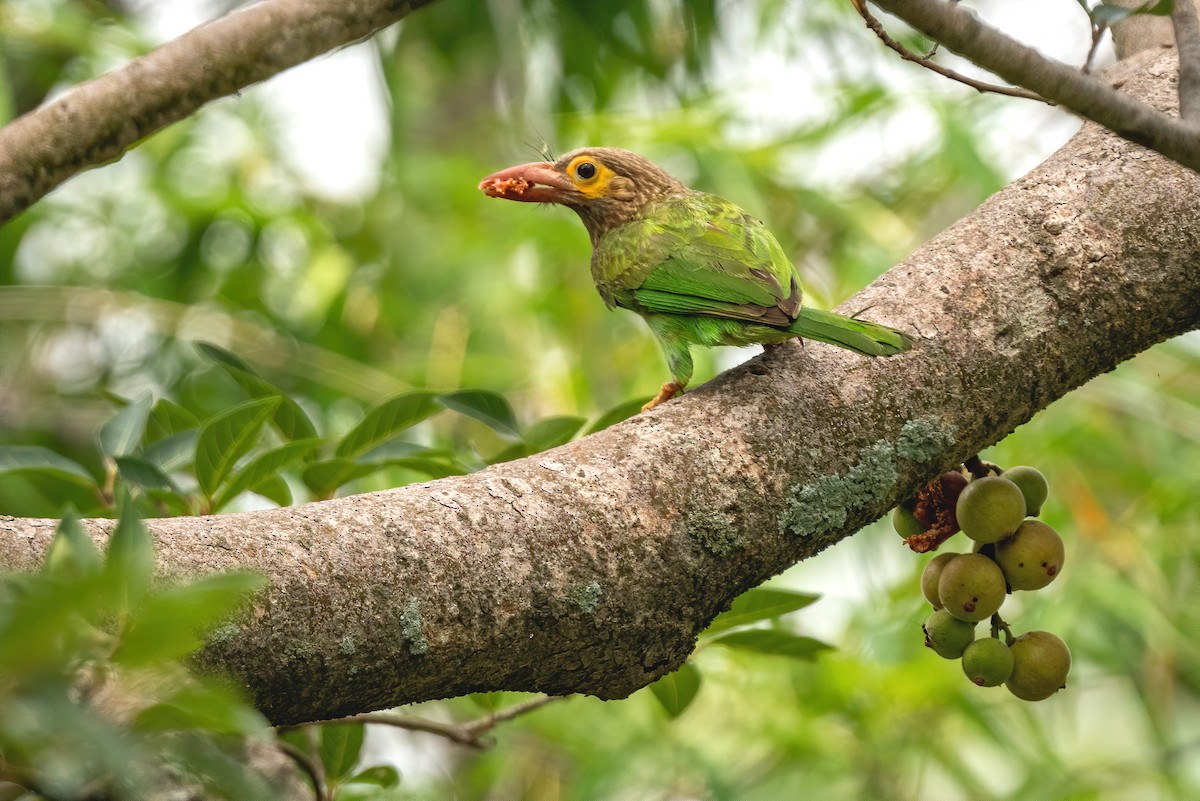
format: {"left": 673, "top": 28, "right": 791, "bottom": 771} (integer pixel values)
{"left": 1171, "top": 0, "right": 1200, "bottom": 120}
{"left": 871, "top": 0, "right": 1200, "bottom": 174}
{"left": 852, "top": 0, "right": 1051, "bottom": 103}
{"left": 314, "top": 694, "right": 566, "bottom": 750}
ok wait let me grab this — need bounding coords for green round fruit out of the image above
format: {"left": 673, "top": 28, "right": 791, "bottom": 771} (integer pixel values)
{"left": 937, "top": 553, "right": 1006, "bottom": 623}
{"left": 923, "top": 609, "right": 976, "bottom": 659}
{"left": 961, "top": 637, "right": 1015, "bottom": 687}
{"left": 995, "top": 520, "right": 1065, "bottom": 591}
{"left": 1005, "top": 631, "right": 1071, "bottom": 701}
{"left": 956, "top": 476, "right": 1027, "bottom": 544}
{"left": 1002, "top": 466, "right": 1050, "bottom": 517}
{"left": 893, "top": 505, "right": 925, "bottom": 538}
{"left": 920, "top": 552, "right": 959, "bottom": 608}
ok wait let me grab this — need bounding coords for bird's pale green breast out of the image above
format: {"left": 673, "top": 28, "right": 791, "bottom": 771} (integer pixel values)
{"left": 590, "top": 191, "right": 802, "bottom": 328}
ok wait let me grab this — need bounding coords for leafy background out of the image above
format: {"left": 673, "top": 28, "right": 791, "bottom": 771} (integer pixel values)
{"left": 0, "top": 0, "right": 1197, "bottom": 799}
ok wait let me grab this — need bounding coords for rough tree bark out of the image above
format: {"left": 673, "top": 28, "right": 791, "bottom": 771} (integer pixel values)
{"left": 1, "top": 49, "right": 1197, "bottom": 726}
{"left": 0, "top": 0, "right": 435, "bottom": 224}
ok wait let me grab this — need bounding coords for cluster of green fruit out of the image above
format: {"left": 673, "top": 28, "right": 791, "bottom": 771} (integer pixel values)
{"left": 894, "top": 463, "right": 1071, "bottom": 701}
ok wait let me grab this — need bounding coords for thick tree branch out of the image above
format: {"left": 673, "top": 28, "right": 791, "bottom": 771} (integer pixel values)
{"left": 869, "top": 0, "right": 1200, "bottom": 173}
{"left": 1, "top": 54, "right": 1198, "bottom": 728}
{"left": 0, "top": 0, "right": 437, "bottom": 225}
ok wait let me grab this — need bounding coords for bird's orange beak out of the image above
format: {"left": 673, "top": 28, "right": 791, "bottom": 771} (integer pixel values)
{"left": 479, "top": 161, "right": 575, "bottom": 204}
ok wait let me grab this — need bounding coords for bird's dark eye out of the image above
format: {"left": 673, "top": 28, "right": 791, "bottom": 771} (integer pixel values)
{"left": 575, "top": 161, "right": 597, "bottom": 180}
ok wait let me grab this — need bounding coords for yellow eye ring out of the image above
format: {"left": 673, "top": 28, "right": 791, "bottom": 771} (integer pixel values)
{"left": 575, "top": 161, "right": 597, "bottom": 180}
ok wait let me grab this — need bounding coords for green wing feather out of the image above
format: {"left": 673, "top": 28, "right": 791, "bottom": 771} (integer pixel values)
{"left": 592, "top": 192, "right": 798, "bottom": 322}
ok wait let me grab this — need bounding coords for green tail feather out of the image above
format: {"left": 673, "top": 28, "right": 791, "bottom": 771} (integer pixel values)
{"left": 787, "top": 307, "right": 911, "bottom": 357}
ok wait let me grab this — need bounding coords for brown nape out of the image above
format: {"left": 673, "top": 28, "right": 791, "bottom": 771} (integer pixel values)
{"left": 555, "top": 147, "right": 688, "bottom": 243}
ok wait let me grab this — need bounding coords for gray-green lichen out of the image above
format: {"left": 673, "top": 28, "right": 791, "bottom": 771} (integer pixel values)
{"left": 339, "top": 635, "right": 357, "bottom": 655}
{"left": 400, "top": 597, "right": 429, "bottom": 655}
{"left": 686, "top": 508, "right": 744, "bottom": 556}
{"left": 571, "top": 581, "right": 603, "bottom": 613}
{"left": 897, "top": 415, "right": 957, "bottom": 463}
{"left": 781, "top": 440, "right": 899, "bottom": 538}
{"left": 207, "top": 623, "right": 240, "bottom": 645}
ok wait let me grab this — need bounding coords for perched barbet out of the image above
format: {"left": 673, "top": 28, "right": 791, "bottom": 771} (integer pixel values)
{"left": 481, "top": 147, "right": 911, "bottom": 409}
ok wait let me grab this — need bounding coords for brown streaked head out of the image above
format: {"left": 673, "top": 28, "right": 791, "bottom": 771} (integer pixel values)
{"left": 479, "top": 147, "right": 687, "bottom": 241}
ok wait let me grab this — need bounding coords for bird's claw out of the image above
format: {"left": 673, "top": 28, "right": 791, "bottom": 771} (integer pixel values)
{"left": 642, "top": 381, "right": 683, "bottom": 411}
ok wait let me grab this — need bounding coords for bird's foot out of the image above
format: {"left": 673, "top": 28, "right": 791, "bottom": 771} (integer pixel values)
{"left": 642, "top": 381, "right": 683, "bottom": 411}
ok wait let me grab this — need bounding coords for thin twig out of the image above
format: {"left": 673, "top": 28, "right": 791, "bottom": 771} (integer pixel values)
{"left": 277, "top": 740, "right": 329, "bottom": 801}
{"left": 872, "top": 0, "right": 1200, "bottom": 174}
{"left": 1172, "top": 0, "right": 1200, "bottom": 121}
{"left": 1083, "top": 22, "right": 1109, "bottom": 74}
{"left": 851, "top": 0, "right": 1051, "bottom": 103}
{"left": 314, "top": 694, "right": 566, "bottom": 750}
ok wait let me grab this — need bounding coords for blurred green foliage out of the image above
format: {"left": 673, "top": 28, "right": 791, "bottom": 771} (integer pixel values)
{"left": 0, "top": 0, "right": 1197, "bottom": 799}
{"left": 0, "top": 505, "right": 273, "bottom": 798}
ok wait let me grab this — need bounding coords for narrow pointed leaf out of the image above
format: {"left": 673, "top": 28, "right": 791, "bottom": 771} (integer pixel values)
{"left": 194, "top": 397, "right": 280, "bottom": 497}
{"left": 303, "top": 458, "right": 378, "bottom": 496}
{"left": 0, "top": 445, "right": 95, "bottom": 488}
{"left": 648, "top": 662, "right": 702, "bottom": 718}
{"left": 437, "top": 389, "right": 521, "bottom": 439}
{"left": 212, "top": 438, "right": 320, "bottom": 511}
{"left": 708, "top": 629, "right": 833, "bottom": 660}
{"left": 335, "top": 391, "right": 440, "bottom": 459}
{"left": 524, "top": 415, "right": 586, "bottom": 453}
{"left": 195, "top": 342, "right": 257, "bottom": 374}
{"left": 43, "top": 510, "right": 102, "bottom": 579}
{"left": 584, "top": 397, "right": 652, "bottom": 435}
{"left": 348, "top": 765, "right": 400, "bottom": 788}
{"left": 144, "top": 429, "right": 200, "bottom": 473}
{"left": 246, "top": 474, "right": 292, "bottom": 507}
{"left": 146, "top": 398, "right": 200, "bottom": 444}
{"left": 114, "top": 456, "right": 179, "bottom": 492}
{"left": 320, "top": 723, "right": 365, "bottom": 781}
{"left": 704, "top": 588, "right": 822, "bottom": 634}
{"left": 104, "top": 500, "right": 155, "bottom": 611}
{"left": 197, "top": 342, "right": 318, "bottom": 442}
{"left": 98, "top": 393, "right": 153, "bottom": 457}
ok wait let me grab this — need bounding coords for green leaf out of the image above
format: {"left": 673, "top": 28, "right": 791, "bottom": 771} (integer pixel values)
{"left": 98, "top": 393, "right": 153, "bottom": 458}
{"left": 524, "top": 415, "right": 586, "bottom": 453}
{"left": 144, "top": 429, "right": 200, "bottom": 473}
{"left": 135, "top": 682, "right": 267, "bottom": 736}
{"left": 438, "top": 389, "right": 521, "bottom": 439}
{"left": 247, "top": 474, "right": 292, "bottom": 507}
{"left": 303, "top": 458, "right": 378, "bottom": 496}
{"left": 708, "top": 629, "right": 834, "bottom": 660}
{"left": 0, "top": 445, "right": 95, "bottom": 488}
{"left": 146, "top": 399, "right": 200, "bottom": 444}
{"left": 43, "top": 509, "right": 102, "bottom": 580}
{"left": 704, "top": 588, "right": 821, "bottom": 635}
{"left": 194, "top": 397, "right": 281, "bottom": 497}
{"left": 320, "top": 723, "right": 365, "bottom": 781}
{"left": 584, "top": 397, "right": 651, "bottom": 435}
{"left": 347, "top": 765, "right": 401, "bottom": 788}
{"left": 648, "top": 662, "right": 702, "bottom": 718}
{"left": 302, "top": 454, "right": 462, "bottom": 497}
{"left": 112, "top": 571, "right": 265, "bottom": 666}
{"left": 212, "top": 438, "right": 321, "bottom": 511}
{"left": 104, "top": 499, "right": 155, "bottom": 611}
{"left": 197, "top": 342, "right": 319, "bottom": 442}
{"left": 195, "top": 342, "right": 256, "bottom": 374}
{"left": 335, "top": 391, "right": 440, "bottom": 459}
{"left": 468, "top": 691, "right": 504, "bottom": 712}
{"left": 114, "top": 456, "right": 179, "bottom": 492}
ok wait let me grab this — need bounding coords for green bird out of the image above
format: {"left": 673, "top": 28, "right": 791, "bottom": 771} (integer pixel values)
{"left": 480, "top": 147, "right": 911, "bottom": 409}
